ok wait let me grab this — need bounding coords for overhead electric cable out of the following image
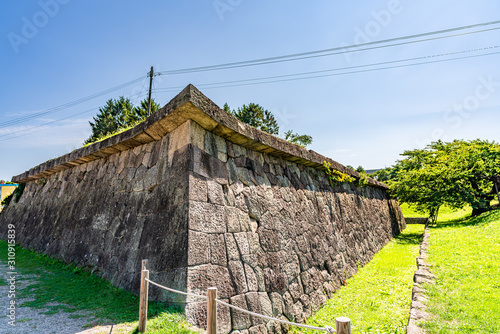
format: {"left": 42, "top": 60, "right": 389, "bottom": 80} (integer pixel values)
{"left": 158, "top": 21, "right": 500, "bottom": 75}
{"left": 3, "top": 46, "right": 497, "bottom": 143}
{"left": 133, "top": 77, "right": 149, "bottom": 105}
{"left": 0, "top": 76, "right": 144, "bottom": 128}
{"left": 0, "top": 106, "right": 98, "bottom": 142}
{"left": 0, "top": 82, "right": 154, "bottom": 142}
{"left": 154, "top": 47, "right": 500, "bottom": 92}
{"left": 4, "top": 21, "right": 499, "bottom": 130}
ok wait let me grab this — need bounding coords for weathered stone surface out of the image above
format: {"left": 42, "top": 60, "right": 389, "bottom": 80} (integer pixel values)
{"left": 244, "top": 263, "right": 259, "bottom": 292}
{"left": 187, "top": 264, "right": 235, "bottom": 300}
{"left": 246, "top": 292, "right": 263, "bottom": 326}
{"left": 229, "top": 260, "right": 249, "bottom": 295}
{"left": 269, "top": 292, "right": 284, "bottom": 317}
{"left": 226, "top": 233, "right": 240, "bottom": 261}
{"left": 208, "top": 180, "right": 225, "bottom": 204}
{"left": 186, "top": 299, "right": 231, "bottom": 334}
{"left": 210, "top": 233, "right": 228, "bottom": 266}
{"left": 188, "top": 230, "right": 211, "bottom": 266}
{"left": 407, "top": 225, "right": 434, "bottom": 334}
{"left": 258, "top": 292, "right": 273, "bottom": 319}
{"left": 189, "top": 201, "right": 226, "bottom": 233}
{"left": 189, "top": 173, "right": 208, "bottom": 202}
{"left": 234, "top": 232, "right": 250, "bottom": 256}
{"left": 230, "top": 294, "right": 252, "bottom": 330}
{"left": 248, "top": 324, "right": 267, "bottom": 334}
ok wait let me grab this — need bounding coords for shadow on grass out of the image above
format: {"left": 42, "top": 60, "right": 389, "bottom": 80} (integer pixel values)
{"left": 393, "top": 230, "right": 423, "bottom": 245}
{"left": 0, "top": 241, "right": 187, "bottom": 332}
{"left": 431, "top": 208, "right": 499, "bottom": 230}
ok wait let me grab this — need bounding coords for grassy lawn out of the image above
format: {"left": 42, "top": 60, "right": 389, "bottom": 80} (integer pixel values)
{"left": 0, "top": 241, "right": 200, "bottom": 334}
{"left": 292, "top": 224, "right": 425, "bottom": 334}
{"left": 421, "top": 209, "right": 500, "bottom": 334}
{"left": 399, "top": 203, "right": 472, "bottom": 222}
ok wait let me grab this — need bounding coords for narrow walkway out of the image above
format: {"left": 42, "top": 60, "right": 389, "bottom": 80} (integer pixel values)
{"left": 406, "top": 224, "right": 435, "bottom": 334}
{"left": 0, "top": 262, "right": 114, "bottom": 334}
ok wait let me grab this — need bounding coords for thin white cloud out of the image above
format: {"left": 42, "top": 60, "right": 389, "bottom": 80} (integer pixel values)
{"left": 0, "top": 119, "right": 90, "bottom": 149}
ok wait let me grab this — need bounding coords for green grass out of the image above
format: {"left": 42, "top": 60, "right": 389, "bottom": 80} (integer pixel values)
{"left": 292, "top": 224, "right": 425, "bottom": 334}
{"left": 399, "top": 203, "right": 472, "bottom": 222}
{"left": 421, "top": 209, "right": 500, "bottom": 334}
{"left": 0, "top": 241, "right": 200, "bottom": 333}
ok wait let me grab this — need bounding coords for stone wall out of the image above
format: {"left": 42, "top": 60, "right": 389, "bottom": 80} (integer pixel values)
{"left": 181, "top": 121, "right": 405, "bottom": 333}
{"left": 0, "top": 85, "right": 405, "bottom": 334}
{"left": 0, "top": 131, "right": 193, "bottom": 303}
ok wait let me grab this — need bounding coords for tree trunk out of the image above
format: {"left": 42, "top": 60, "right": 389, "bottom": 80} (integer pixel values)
{"left": 429, "top": 206, "right": 440, "bottom": 223}
{"left": 471, "top": 206, "right": 489, "bottom": 216}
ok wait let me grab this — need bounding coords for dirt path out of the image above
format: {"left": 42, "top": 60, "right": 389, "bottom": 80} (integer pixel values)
{"left": 0, "top": 262, "right": 120, "bottom": 334}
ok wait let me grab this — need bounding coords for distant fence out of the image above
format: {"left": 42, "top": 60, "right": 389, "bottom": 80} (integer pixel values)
{"left": 137, "top": 260, "right": 351, "bottom": 334}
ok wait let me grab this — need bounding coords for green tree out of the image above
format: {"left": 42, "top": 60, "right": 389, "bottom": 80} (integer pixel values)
{"left": 84, "top": 97, "right": 159, "bottom": 145}
{"left": 224, "top": 102, "right": 313, "bottom": 148}
{"left": 389, "top": 139, "right": 500, "bottom": 220}
{"left": 232, "top": 103, "right": 280, "bottom": 135}
{"left": 373, "top": 166, "right": 399, "bottom": 182}
{"left": 284, "top": 130, "right": 313, "bottom": 148}
{"left": 223, "top": 102, "right": 233, "bottom": 114}
{"left": 355, "top": 165, "right": 365, "bottom": 173}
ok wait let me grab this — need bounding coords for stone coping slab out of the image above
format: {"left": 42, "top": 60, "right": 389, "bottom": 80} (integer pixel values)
{"left": 12, "top": 84, "right": 387, "bottom": 189}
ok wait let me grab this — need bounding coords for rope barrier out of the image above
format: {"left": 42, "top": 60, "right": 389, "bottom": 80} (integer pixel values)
{"left": 145, "top": 278, "right": 208, "bottom": 300}
{"left": 142, "top": 275, "right": 341, "bottom": 333}
{"left": 215, "top": 298, "right": 336, "bottom": 333}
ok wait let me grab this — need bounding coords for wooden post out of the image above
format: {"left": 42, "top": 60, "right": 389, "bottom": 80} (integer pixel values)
{"left": 207, "top": 287, "right": 217, "bottom": 334}
{"left": 138, "top": 260, "right": 149, "bottom": 333}
{"left": 336, "top": 317, "right": 351, "bottom": 334}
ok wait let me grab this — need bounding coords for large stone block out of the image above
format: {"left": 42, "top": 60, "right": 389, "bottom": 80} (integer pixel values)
{"left": 187, "top": 264, "right": 235, "bottom": 300}
{"left": 188, "top": 230, "right": 211, "bottom": 266}
{"left": 229, "top": 260, "right": 249, "bottom": 295}
{"left": 189, "top": 201, "right": 226, "bottom": 233}
{"left": 230, "top": 294, "right": 252, "bottom": 330}
{"left": 210, "top": 233, "right": 228, "bottom": 266}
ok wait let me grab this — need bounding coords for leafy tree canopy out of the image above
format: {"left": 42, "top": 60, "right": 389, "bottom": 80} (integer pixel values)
{"left": 84, "top": 97, "right": 159, "bottom": 145}
{"left": 355, "top": 165, "right": 365, "bottom": 173}
{"left": 224, "top": 102, "right": 313, "bottom": 148}
{"left": 227, "top": 103, "right": 280, "bottom": 135}
{"left": 389, "top": 139, "right": 500, "bottom": 220}
{"left": 284, "top": 130, "right": 313, "bottom": 148}
{"left": 372, "top": 166, "right": 400, "bottom": 182}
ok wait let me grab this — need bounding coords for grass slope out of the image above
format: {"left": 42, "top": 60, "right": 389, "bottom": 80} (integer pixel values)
{"left": 292, "top": 224, "right": 424, "bottom": 334}
{"left": 421, "top": 209, "right": 500, "bottom": 334}
{"left": 399, "top": 203, "right": 472, "bottom": 222}
{"left": 0, "top": 241, "right": 199, "bottom": 334}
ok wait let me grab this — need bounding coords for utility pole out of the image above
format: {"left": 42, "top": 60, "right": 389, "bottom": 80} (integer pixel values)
{"left": 147, "top": 66, "right": 154, "bottom": 116}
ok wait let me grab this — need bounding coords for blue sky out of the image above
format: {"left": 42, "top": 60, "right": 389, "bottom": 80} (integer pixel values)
{"left": 1, "top": 0, "right": 500, "bottom": 181}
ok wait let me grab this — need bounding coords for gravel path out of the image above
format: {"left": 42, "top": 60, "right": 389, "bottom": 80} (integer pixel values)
{"left": 0, "top": 262, "right": 115, "bottom": 334}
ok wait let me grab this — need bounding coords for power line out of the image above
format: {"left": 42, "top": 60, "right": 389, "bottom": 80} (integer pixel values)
{"left": 0, "top": 88, "right": 153, "bottom": 142}
{"left": 158, "top": 21, "right": 500, "bottom": 75}
{"left": 4, "top": 21, "right": 498, "bottom": 130}
{"left": 0, "top": 76, "right": 144, "bottom": 129}
{"left": 0, "top": 106, "right": 98, "bottom": 142}
{"left": 3, "top": 49, "right": 498, "bottom": 143}
{"left": 3, "top": 21, "right": 500, "bottom": 137}
{"left": 132, "top": 77, "right": 149, "bottom": 105}
{"left": 154, "top": 46, "right": 500, "bottom": 92}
